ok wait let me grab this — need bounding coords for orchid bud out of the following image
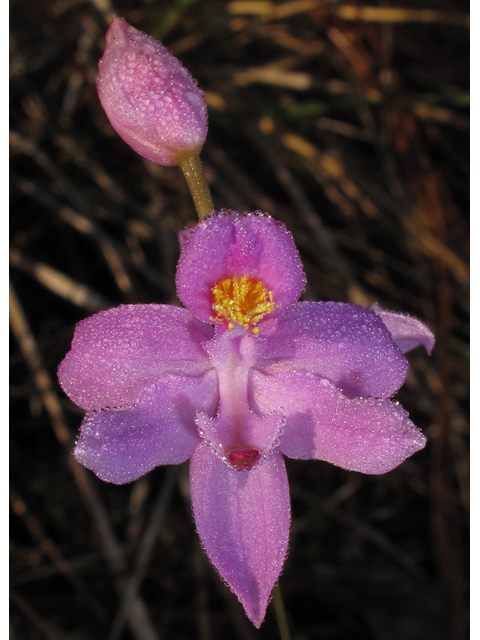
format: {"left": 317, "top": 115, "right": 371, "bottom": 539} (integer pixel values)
{"left": 96, "top": 17, "right": 208, "bottom": 167}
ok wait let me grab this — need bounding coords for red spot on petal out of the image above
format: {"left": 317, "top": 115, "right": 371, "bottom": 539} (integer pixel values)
{"left": 227, "top": 448, "right": 260, "bottom": 471}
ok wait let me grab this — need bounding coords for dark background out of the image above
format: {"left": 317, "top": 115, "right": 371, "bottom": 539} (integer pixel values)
{"left": 10, "top": 1, "right": 469, "bottom": 639}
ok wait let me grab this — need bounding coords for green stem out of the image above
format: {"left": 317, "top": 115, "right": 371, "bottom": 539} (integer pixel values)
{"left": 178, "top": 152, "right": 214, "bottom": 221}
{"left": 272, "top": 584, "right": 291, "bottom": 640}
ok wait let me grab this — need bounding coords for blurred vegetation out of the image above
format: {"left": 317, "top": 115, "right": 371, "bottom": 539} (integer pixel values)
{"left": 10, "top": 1, "right": 469, "bottom": 639}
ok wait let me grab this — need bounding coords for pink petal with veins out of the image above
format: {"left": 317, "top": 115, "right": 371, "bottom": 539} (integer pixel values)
{"left": 255, "top": 301, "right": 408, "bottom": 399}
{"left": 75, "top": 371, "right": 218, "bottom": 484}
{"left": 252, "top": 370, "right": 426, "bottom": 475}
{"left": 58, "top": 304, "right": 213, "bottom": 411}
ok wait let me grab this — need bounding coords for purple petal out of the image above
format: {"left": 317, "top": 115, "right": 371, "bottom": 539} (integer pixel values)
{"left": 190, "top": 444, "right": 290, "bottom": 627}
{"left": 176, "top": 211, "right": 306, "bottom": 324}
{"left": 97, "top": 17, "right": 207, "bottom": 167}
{"left": 75, "top": 371, "right": 218, "bottom": 484}
{"left": 252, "top": 371, "right": 426, "bottom": 475}
{"left": 58, "top": 304, "right": 214, "bottom": 411}
{"left": 255, "top": 301, "right": 409, "bottom": 398}
{"left": 372, "top": 305, "right": 435, "bottom": 355}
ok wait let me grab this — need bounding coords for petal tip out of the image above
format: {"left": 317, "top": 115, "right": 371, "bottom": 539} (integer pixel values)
{"left": 190, "top": 446, "right": 290, "bottom": 629}
{"left": 372, "top": 304, "right": 435, "bottom": 356}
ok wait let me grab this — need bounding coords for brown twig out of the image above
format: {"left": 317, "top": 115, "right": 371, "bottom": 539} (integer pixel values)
{"left": 9, "top": 281, "right": 159, "bottom": 640}
{"left": 10, "top": 487, "right": 106, "bottom": 619}
{"left": 10, "top": 589, "right": 58, "bottom": 640}
{"left": 109, "top": 467, "right": 178, "bottom": 640}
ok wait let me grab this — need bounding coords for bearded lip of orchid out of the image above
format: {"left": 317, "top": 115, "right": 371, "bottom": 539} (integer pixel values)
{"left": 210, "top": 274, "right": 280, "bottom": 334}
{"left": 58, "top": 210, "right": 434, "bottom": 628}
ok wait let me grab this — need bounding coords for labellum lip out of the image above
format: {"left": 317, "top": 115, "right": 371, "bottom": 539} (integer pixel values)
{"left": 227, "top": 448, "right": 260, "bottom": 470}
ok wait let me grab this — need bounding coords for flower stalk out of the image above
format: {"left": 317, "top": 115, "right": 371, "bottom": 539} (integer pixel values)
{"left": 272, "top": 585, "right": 292, "bottom": 640}
{"left": 178, "top": 152, "right": 214, "bottom": 221}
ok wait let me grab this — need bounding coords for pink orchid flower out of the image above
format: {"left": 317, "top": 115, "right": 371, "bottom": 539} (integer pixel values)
{"left": 96, "top": 17, "right": 208, "bottom": 167}
{"left": 58, "top": 210, "right": 434, "bottom": 627}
